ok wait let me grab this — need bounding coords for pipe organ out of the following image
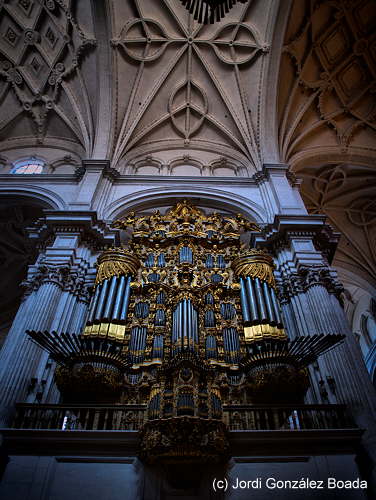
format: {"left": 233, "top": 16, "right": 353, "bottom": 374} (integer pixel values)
{"left": 27, "top": 200, "right": 344, "bottom": 463}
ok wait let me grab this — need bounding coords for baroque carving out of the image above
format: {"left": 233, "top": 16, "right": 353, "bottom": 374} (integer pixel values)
{"left": 139, "top": 416, "right": 229, "bottom": 464}
{"left": 279, "top": 266, "right": 344, "bottom": 302}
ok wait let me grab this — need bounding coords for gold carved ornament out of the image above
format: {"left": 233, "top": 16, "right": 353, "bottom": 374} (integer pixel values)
{"left": 112, "top": 200, "right": 261, "bottom": 240}
{"left": 95, "top": 248, "right": 140, "bottom": 285}
{"left": 232, "top": 249, "right": 276, "bottom": 289}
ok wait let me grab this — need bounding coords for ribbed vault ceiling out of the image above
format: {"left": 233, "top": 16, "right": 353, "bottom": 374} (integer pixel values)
{"left": 0, "top": 0, "right": 375, "bottom": 288}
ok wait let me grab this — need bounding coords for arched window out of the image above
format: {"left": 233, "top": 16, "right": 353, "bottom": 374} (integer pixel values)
{"left": 11, "top": 157, "right": 45, "bottom": 174}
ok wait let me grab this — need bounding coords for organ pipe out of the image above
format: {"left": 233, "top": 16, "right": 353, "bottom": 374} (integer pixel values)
{"left": 94, "top": 279, "right": 109, "bottom": 321}
{"left": 112, "top": 276, "right": 126, "bottom": 321}
{"left": 103, "top": 276, "right": 118, "bottom": 321}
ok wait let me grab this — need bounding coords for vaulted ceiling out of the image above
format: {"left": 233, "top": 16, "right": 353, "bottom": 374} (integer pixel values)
{"left": 0, "top": 0, "right": 281, "bottom": 169}
{"left": 109, "top": 0, "right": 275, "bottom": 170}
{"left": 0, "top": 0, "right": 375, "bottom": 287}
{"left": 278, "top": 0, "right": 376, "bottom": 168}
{"left": 0, "top": 0, "right": 374, "bottom": 167}
{"left": 0, "top": 0, "right": 97, "bottom": 155}
{"left": 277, "top": 0, "right": 376, "bottom": 289}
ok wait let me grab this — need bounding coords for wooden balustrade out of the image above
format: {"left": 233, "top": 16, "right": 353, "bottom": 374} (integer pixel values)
{"left": 223, "top": 404, "right": 354, "bottom": 430}
{"left": 13, "top": 404, "right": 147, "bottom": 431}
{"left": 12, "top": 403, "right": 355, "bottom": 431}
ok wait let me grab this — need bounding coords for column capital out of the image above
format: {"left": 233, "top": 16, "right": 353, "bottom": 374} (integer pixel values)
{"left": 252, "top": 163, "right": 286, "bottom": 184}
{"left": 81, "top": 159, "right": 110, "bottom": 172}
{"left": 30, "top": 210, "right": 119, "bottom": 249}
{"left": 81, "top": 159, "right": 120, "bottom": 182}
{"left": 278, "top": 265, "right": 344, "bottom": 303}
{"left": 252, "top": 214, "right": 340, "bottom": 266}
{"left": 21, "top": 264, "right": 70, "bottom": 295}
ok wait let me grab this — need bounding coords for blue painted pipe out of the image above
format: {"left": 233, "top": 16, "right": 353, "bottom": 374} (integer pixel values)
{"left": 120, "top": 276, "right": 132, "bottom": 321}
{"left": 239, "top": 278, "right": 250, "bottom": 323}
{"left": 87, "top": 285, "right": 101, "bottom": 324}
{"left": 112, "top": 276, "right": 126, "bottom": 320}
{"left": 254, "top": 278, "right": 268, "bottom": 322}
{"left": 103, "top": 276, "right": 118, "bottom": 321}
{"left": 263, "top": 281, "right": 276, "bottom": 324}
{"left": 245, "top": 277, "right": 259, "bottom": 322}
{"left": 270, "top": 288, "right": 283, "bottom": 326}
{"left": 94, "top": 279, "right": 109, "bottom": 321}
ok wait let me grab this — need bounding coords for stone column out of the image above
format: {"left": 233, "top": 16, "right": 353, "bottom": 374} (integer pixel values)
{"left": 0, "top": 211, "right": 118, "bottom": 423}
{"left": 256, "top": 215, "right": 376, "bottom": 488}
{"left": 0, "top": 264, "right": 68, "bottom": 425}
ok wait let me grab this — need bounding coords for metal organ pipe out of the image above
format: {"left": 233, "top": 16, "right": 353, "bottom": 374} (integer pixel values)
{"left": 102, "top": 276, "right": 118, "bottom": 321}
{"left": 186, "top": 300, "right": 191, "bottom": 345}
{"left": 87, "top": 285, "right": 101, "bottom": 324}
{"left": 94, "top": 279, "right": 109, "bottom": 321}
{"left": 204, "top": 310, "right": 215, "bottom": 327}
{"left": 130, "top": 326, "right": 147, "bottom": 362}
{"left": 145, "top": 253, "right": 154, "bottom": 267}
{"left": 192, "top": 304, "right": 198, "bottom": 344}
{"left": 205, "top": 335, "right": 217, "bottom": 359}
{"left": 179, "top": 246, "right": 193, "bottom": 264}
{"left": 172, "top": 305, "right": 177, "bottom": 342}
{"left": 120, "top": 276, "right": 132, "bottom": 322}
{"left": 223, "top": 327, "right": 240, "bottom": 363}
{"left": 240, "top": 278, "right": 251, "bottom": 323}
{"left": 254, "top": 278, "right": 268, "bottom": 322}
{"left": 217, "top": 255, "right": 225, "bottom": 269}
{"left": 112, "top": 275, "right": 126, "bottom": 321}
{"left": 262, "top": 281, "right": 276, "bottom": 324}
{"left": 157, "top": 253, "right": 166, "bottom": 267}
{"left": 241, "top": 274, "right": 284, "bottom": 327}
{"left": 270, "top": 287, "right": 283, "bottom": 326}
{"left": 205, "top": 254, "right": 214, "bottom": 268}
{"left": 172, "top": 299, "right": 198, "bottom": 352}
{"left": 179, "top": 302, "right": 183, "bottom": 348}
{"left": 152, "top": 335, "right": 163, "bottom": 359}
{"left": 245, "top": 277, "right": 259, "bottom": 323}
{"left": 205, "top": 293, "right": 214, "bottom": 305}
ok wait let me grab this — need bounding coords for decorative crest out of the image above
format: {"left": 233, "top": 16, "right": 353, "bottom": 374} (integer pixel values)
{"left": 113, "top": 200, "right": 260, "bottom": 241}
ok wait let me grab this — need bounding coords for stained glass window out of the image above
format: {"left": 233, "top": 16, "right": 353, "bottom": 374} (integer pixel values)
{"left": 11, "top": 157, "right": 45, "bottom": 174}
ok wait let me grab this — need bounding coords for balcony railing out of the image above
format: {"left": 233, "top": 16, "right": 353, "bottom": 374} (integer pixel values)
{"left": 12, "top": 403, "right": 355, "bottom": 431}
{"left": 223, "top": 404, "right": 354, "bottom": 431}
{"left": 13, "top": 404, "right": 147, "bottom": 431}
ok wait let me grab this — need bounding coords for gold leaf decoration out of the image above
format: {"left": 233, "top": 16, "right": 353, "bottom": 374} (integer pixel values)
{"left": 95, "top": 248, "right": 140, "bottom": 285}
{"left": 232, "top": 249, "right": 276, "bottom": 289}
{"left": 112, "top": 200, "right": 260, "bottom": 241}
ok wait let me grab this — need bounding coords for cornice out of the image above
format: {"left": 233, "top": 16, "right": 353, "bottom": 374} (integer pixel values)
{"left": 29, "top": 210, "right": 120, "bottom": 249}
{"left": 0, "top": 174, "right": 80, "bottom": 184}
{"left": 106, "top": 174, "right": 257, "bottom": 187}
{"left": 251, "top": 214, "right": 340, "bottom": 257}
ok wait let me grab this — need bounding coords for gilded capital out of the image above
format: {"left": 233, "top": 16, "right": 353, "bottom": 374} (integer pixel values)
{"left": 95, "top": 248, "right": 140, "bottom": 285}
{"left": 232, "top": 249, "right": 276, "bottom": 289}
